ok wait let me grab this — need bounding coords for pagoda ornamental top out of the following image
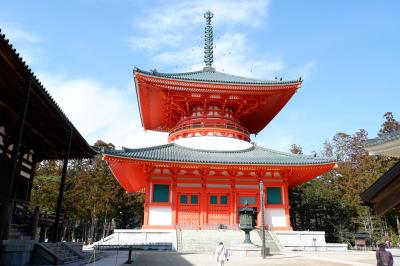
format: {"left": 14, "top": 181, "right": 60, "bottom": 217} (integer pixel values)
{"left": 133, "top": 11, "right": 302, "bottom": 146}
{"left": 204, "top": 10, "right": 214, "bottom": 67}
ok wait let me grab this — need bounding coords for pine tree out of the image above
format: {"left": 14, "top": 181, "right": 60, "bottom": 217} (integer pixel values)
{"left": 378, "top": 112, "right": 400, "bottom": 137}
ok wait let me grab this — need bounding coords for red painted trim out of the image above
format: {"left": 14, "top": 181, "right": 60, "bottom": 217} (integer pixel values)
{"left": 168, "top": 127, "right": 250, "bottom": 142}
{"left": 141, "top": 225, "right": 176, "bottom": 229}
{"left": 104, "top": 154, "right": 336, "bottom": 170}
{"left": 271, "top": 226, "right": 292, "bottom": 231}
{"left": 168, "top": 114, "right": 250, "bottom": 142}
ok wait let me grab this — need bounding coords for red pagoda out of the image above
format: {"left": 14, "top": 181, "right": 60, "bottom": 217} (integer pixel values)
{"left": 102, "top": 11, "right": 336, "bottom": 230}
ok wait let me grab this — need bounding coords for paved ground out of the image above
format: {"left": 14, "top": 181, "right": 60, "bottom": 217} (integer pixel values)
{"left": 84, "top": 251, "right": 377, "bottom": 266}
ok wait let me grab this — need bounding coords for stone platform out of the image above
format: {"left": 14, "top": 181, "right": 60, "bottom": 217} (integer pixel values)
{"left": 274, "top": 231, "right": 348, "bottom": 252}
{"left": 92, "top": 229, "right": 348, "bottom": 254}
{"left": 228, "top": 243, "right": 270, "bottom": 257}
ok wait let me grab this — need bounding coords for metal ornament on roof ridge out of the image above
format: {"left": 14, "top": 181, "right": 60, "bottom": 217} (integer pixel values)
{"left": 204, "top": 10, "right": 214, "bottom": 68}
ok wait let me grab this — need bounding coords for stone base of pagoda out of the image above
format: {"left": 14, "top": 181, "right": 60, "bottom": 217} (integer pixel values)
{"left": 93, "top": 229, "right": 347, "bottom": 253}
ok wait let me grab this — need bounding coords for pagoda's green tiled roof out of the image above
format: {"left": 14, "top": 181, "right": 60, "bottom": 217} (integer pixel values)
{"left": 134, "top": 67, "right": 302, "bottom": 85}
{"left": 102, "top": 143, "right": 335, "bottom": 165}
{"left": 365, "top": 130, "right": 400, "bottom": 147}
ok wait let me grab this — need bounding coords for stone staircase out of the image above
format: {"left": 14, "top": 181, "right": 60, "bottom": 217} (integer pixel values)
{"left": 177, "top": 229, "right": 281, "bottom": 253}
{"left": 31, "top": 242, "right": 85, "bottom": 265}
{"left": 257, "top": 230, "right": 282, "bottom": 252}
{"left": 43, "top": 243, "right": 81, "bottom": 264}
{"left": 8, "top": 223, "right": 32, "bottom": 240}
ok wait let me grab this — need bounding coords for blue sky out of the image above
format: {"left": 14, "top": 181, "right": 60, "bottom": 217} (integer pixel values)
{"left": 1, "top": 0, "right": 399, "bottom": 154}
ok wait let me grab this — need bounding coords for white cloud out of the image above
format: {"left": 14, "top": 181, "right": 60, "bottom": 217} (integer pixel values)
{"left": 153, "top": 32, "right": 285, "bottom": 79}
{"left": 0, "top": 21, "right": 43, "bottom": 65}
{"left": 7, "top": 0, "right": 315, "bottom": 152}
{"left": 128, "top": 0, "right": 270, "bottom": 51}
{"left": 128, "top": 0, "right": 312, "bottom": 81}
{"left": 38, "top": 73, "right": 167, "bottom": 149}
{"left": 0, "top": 22, "right": 42, "bottom": 43}
{"left": 287, "top": 61, "right": 317, "bottom": 80}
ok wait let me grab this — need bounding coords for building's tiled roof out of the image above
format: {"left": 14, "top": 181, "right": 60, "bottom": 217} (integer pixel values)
{"left": 0, "top": 29, "right": 96, "bottom": 159}
{"left": 365, "top": 130, "right": 400, "bottom": 147}
{"left": 134, "top": 67, "right": 301, "bottom": 85}
{"left": 102, "top": 143, "right": 335, "bottom": 165}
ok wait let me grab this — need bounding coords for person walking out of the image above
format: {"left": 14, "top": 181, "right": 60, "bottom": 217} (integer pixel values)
{"left": 376, "top": 244, "right": 393, "bottom": 266}
{"left": 215, "top": 242, "right": 229, "bottom": 266}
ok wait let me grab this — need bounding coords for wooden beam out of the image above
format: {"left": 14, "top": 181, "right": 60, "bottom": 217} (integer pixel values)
{"left": 0, "top": 77, "right": 32, "bottom": 240}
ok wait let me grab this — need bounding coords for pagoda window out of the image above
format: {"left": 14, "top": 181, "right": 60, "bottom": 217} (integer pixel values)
{"left": 153, "top": 184, "right": 169, "bottom": 203}
{"left": 266, "top": 187, "right": 282, "bottom": 204}
{"left": 210, "top": 195, "right": 218, "bottom": 204}
{"left": 180, "top": 195, "right": 188, "bottom": 204}
{"left": 191, "top": 195, "right": 199, "bottom": 204}
{"left": 220, "top": 195, "right": 228, "bottom": 205}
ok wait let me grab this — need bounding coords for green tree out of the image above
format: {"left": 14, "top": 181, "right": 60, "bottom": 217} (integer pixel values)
{"left": 31, "top": 140, "right": 144, "bottom": 243}
{"left": 289, "top": 112, "right": 399, "bottom": 245}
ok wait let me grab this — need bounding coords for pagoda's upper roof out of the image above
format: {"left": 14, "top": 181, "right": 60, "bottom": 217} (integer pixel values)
{"left": 102, "top": 143, "right": 335, "bottom": 165}
{"left": 134, "top": 67, "right": 301, "bottom": 86}
{"left": 134, "top": 67, "right": 301, "bottom": 133}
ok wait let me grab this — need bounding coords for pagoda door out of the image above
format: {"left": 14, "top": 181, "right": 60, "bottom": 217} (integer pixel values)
{"left": 207, "top": 193, "right": 230, "bottom": 226}
{"left": 177, "top": 192, "right": 200, "bottom": 228}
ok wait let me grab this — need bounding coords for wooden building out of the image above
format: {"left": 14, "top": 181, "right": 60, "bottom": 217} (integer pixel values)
{"left": 361, "top": 131, "right": 400, "bottom": 215}
{"left": 0, "top": 28, "right": 96, "bottom": 242}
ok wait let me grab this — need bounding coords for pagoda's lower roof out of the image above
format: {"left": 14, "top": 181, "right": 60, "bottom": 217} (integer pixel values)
{"left": 102, "top": 143, "right": 335, "bottom": 165}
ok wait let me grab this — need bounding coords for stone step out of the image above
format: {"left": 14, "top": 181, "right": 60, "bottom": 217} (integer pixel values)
{"left": 8, "top": 223, "right": 30, "bottom": 240}
{"left": 63, "top": 255, "right": 79, "bottom": 261}
{"left": 41, "top": 243, "right": 80, "bottom": 262}
{"left": 7, "top": 231, "right": 31, "bottom": 240}
{"left": 8, "top": 230, "right": 28, "bottom": 237}
{"left": 178, "top": 229, "right": 280, "bottom": 253}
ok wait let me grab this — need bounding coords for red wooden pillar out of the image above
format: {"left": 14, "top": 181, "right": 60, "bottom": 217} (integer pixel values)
{"left": 200, "top": 178, "right": 206, "bottom": 228}
{"left": 143, "top": 177, "right": 151, "bottom": 227}
{"left": 282, "top": 181, "right": 292, "bottom": 230}
{"left": 257, "top": 179, "right": 264, "bottom": 227}
{"left": 171, "top": 176, "right": 177, "bottom": 227}
{"left": 230, "top": 179, "right": 236, "bottom": 225}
